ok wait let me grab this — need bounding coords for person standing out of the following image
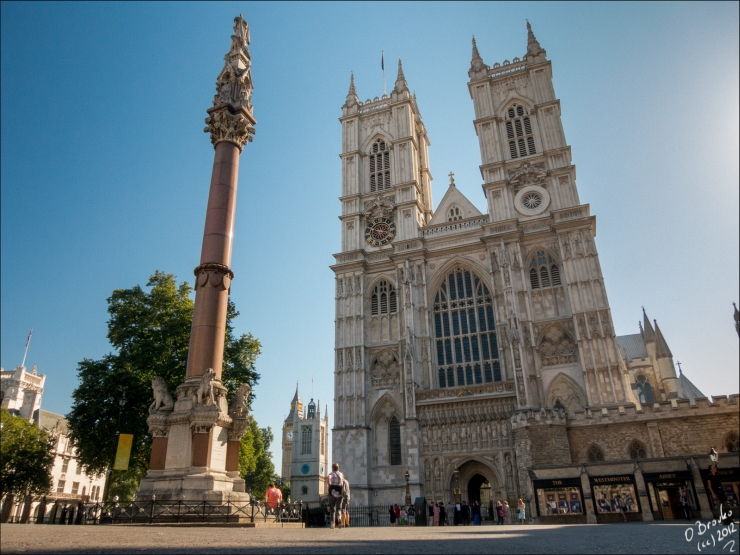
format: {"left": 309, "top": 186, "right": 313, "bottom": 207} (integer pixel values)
{"left": 707, "top": 463, "right": 732, "bottom": 525}
{"left": 503, "top": 500, "right": 511, "bottom": 524}
{"left": 471, "top": 501, "right": 481, "bottom": 525}
{"left": 264, "top": 483, "right": 282, "bottom": 515}
{"left": 340, "top": 476, "right": 351, "bottom": 528}
{"left": 389, "top": 504, "right": 397, "bottom": 526}
{"left": 517, "top": 498, "right": 526, "bottom": 524}
{"left": 428, "top": 501, "right": 434, "bottom": 526}
{"left": 326, "top": 463, "right": 344, "bottom": 529}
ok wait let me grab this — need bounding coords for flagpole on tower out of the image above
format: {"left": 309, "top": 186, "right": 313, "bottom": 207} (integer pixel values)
{"left": 20, "top": 329, "right": 32, "bottom": 368}
{"left": 381, "top": 50, "right": 386, "bottom": 95}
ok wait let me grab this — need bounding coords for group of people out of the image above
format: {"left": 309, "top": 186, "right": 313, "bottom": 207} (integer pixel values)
{"left": 426, "top": 498, "right": 527, "bottom": 525}
{"left": 388, "top": 504, "right": 416, "bottom": 525}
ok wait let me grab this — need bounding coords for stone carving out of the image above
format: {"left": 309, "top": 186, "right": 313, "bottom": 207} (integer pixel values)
{"left": 194, "top": 368, "right": 217, "bottom": 406}
{"left": 537, "top": 324, "right": 577, "bottom": 366}
{"left": 508, "top": 161, "right": 547, "bottom": 189}
{"left": 149, "top": 377, "right": 174, "bottom": 413}
{"left": 194, "top": 263, "right": 234, "bottom": 291}
{"left": 204, "top": 15, "right": 256, "bottom": 149}
{"left": 229, "top": 383, "right": 251, "bottom": 417}
{"left": 363, "top": 194, "right": 395, "bottom": 221}
{"left": 371, "top": 349, "right": 400, "bottom": 387}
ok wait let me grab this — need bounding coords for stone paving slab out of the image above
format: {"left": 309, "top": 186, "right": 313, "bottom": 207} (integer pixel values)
{"left": 1, "top": 522, "right": 738, "bottom": 554}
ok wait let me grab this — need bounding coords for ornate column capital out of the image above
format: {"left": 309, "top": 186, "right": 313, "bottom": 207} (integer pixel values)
{"left": 204, "top": 15, "right": 256, "bottom": 150}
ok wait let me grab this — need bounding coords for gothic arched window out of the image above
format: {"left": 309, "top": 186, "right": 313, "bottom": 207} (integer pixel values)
{"left": 371, "top": 280, "right": 397, "bottom": 315}
{"left": 505, "top": 104, "right": 536, "bottom": 159}
{"left": 369, "top": 139, "right": 391, "bottom": 192}
{"left": 389, "top": 416, "right": 401, "bottom": 466}
{"left": 587, "top": 443, "right": 605, "bottom": 462}
{"left": 529, "top": 250, "right": 562, "bottom": 290}
{"left": 628, "top": 439, "right": 648, "bottom": 460}
{"left": 301, "top": 425, "right": 312, "bottom": 455}
{"left": 433, "top": 267, "right": 501, "bottom": 388}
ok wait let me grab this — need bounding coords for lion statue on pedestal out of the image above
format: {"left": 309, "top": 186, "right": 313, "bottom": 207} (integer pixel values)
{"left": 149, "top": 376, "right": 174, "bottom": 413}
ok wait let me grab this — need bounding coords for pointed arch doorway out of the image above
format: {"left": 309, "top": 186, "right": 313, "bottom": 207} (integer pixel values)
{"left": 467, "top": 473, "right": 493, "bottom": 506}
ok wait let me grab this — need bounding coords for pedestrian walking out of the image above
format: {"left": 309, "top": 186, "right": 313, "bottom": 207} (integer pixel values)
{"left": 517, "top": 498, "right": 526, "bottom": 524}
{"left": 326, "top": 462, "right": 344, "bottom": 529}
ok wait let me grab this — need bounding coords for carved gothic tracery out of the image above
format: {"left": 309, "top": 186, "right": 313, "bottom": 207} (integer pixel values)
{"left": 536, "top": 324, "right": 577, "bottom": 366}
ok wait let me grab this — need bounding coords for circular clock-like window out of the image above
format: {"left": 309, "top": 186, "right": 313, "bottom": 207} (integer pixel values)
{"left": 301, "top": 463, "right": 310, "bottom": 475}
{"left": 514, "top": 185, "right": 550, "bottom": 216}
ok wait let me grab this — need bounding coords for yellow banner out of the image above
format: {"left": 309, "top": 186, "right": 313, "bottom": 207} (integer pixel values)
{"left": 113, "top": 434, "right": 133, "bottom": 470}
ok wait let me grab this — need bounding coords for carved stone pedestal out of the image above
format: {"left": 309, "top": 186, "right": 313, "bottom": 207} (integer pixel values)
{"left": 137, "top": 376, "right": 251, "bottom": 503}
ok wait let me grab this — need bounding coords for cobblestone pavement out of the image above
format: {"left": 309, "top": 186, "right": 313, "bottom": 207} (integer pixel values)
{"left": 1, "top": 522, "right": 738, "bottom": 554}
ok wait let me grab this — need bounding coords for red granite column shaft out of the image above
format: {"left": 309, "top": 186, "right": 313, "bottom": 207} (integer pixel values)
{"left": 185, "top": 141, "right": 240, "bottom": 380}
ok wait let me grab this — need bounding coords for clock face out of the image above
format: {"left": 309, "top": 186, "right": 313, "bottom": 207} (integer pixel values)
{"left": 286, "top": 431, "right": 293, "bottom": 441}
{"left": 301, "top": 463, "right": 310, "bottom": 475}
{"left": 365, "top": 217, "right": 396, "bottom": 247}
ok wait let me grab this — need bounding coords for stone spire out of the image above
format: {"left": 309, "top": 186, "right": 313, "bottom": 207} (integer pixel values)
{"left": 642, "top": 307, "right": 656, "bottom": 342}
{"left": 204, "top": 14, "right": 256, "bottom": 150}
{"left": 344, "top": 72, "right": 359, "bottom": 108}
{"left": 525, "top": 20, "right": 546, "bottom": 62}
{"left": 654, "top": 320, "right": 673, "bottom": 359}
{"left": 393, "top": 59, "right": 409, "bottom": 94}
{"left": 469, "top": 36, "right": 488, "bottom": 78}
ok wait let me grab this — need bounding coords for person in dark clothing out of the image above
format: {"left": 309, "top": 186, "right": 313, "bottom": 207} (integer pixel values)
{"left": 707, "top": 464, "right": 732, "bottom": 525}
{"left": 389, "top": 505, "right": 397, "bottom": 526}
{"left": 461, "top": 501, "right": 470, "bottom": 525}
{"left": 439, "top": 502, "right": 447, "bottom": 526}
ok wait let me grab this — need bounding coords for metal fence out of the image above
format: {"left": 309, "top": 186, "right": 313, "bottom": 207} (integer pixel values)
{"left": 13, "top": 499, "right": 305, "bottom": 525}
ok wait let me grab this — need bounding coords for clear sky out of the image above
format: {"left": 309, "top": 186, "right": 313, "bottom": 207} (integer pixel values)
{"left": 2, "top": 1, "right": 738, "bottom": 475}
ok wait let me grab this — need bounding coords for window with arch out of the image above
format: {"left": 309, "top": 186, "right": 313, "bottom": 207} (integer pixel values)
{"left": 725, "top": 431, "right": 740, "bottom": 452}
{"left": 433, "top": 267, "right": 501, "bottom": 388}
{"left": 505, "top": 103, "right": 537, "bottom": 159}
{"left": 587, "top": 443, "right": 605, "bottom": 462}
{"left": 529, "top": 250, "right": 562, "bottom": 290}
{"left": 448, "top": 206, "right": 463, "bottom": 222}
{"left": 301, "top": 425, "right": 312, "bottom": 455}
{"left": 389, "top": 416, "right": 401, "bottom": 465}
{"left": 371, "top": 280, "right": 397, "bottom": 315}
{"left": 628, "top": 439, "right": 648, "bottom": 460}
{"left": 369, "top": 139, "right": 391, "bottom": 192}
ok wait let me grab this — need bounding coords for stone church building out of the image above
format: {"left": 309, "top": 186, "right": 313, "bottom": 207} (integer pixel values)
{"left": 330, "top": 24, "right": 739, "bottom": 523}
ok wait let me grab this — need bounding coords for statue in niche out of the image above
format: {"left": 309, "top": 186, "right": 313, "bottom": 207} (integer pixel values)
{"left": 633, "top": 374, "right": 655, "bottom": 404}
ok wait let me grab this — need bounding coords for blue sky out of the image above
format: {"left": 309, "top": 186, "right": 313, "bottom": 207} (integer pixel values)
{"left": 2, "top": 1, "right": 738, "bottom": 474}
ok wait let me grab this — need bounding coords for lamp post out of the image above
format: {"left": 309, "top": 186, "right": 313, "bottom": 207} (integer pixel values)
{"left": 404, "top": 470, "right": 412, "bottom": 507}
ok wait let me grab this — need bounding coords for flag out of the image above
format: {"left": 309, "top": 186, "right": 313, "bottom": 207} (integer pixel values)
{"left": 381, "top": 51, "right": 384, "bottom": 71}
{"left": 24, "top": 329, "right": 32, "bottom": 348}
{"left": 113, "top": 434, "right": 134, "bottom": 470}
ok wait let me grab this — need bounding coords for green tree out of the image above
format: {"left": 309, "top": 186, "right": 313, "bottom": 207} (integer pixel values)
{"left": 239, "top": 416, "right": 275, "bottom": 500}
{"left": 0, "top": 409, "right": 54, "bottom": 500}
{"left": 66, "top": 271, "right": 261, "bottom": 501}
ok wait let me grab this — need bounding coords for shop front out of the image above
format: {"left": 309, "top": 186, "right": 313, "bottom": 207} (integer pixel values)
{"left": 590, "top": 474, "right": 642, "bottom": 523}
{"left": 643, "top": 471, "right": 697, "bottom": 520}
{"left": 533, "top": 478, "right": 586, "bottom": 524}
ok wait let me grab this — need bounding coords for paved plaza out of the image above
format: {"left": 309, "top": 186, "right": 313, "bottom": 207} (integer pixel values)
{"left": 2, "top": 522, "right": 738, "bottom": 554}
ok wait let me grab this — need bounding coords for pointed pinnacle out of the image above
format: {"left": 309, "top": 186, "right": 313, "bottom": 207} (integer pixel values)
{"left": 394, "top": 59, "right": 409, "bottom": 94}
{"left": 470, "top": 35, "right": 486, "bottom": 75}
{"left": 526, "top": 20, "right": 545, "bottom": 58}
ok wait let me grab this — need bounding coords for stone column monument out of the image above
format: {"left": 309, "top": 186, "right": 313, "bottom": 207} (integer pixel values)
{"left": 137, "top": 15, "right": 256, "bottom": 502}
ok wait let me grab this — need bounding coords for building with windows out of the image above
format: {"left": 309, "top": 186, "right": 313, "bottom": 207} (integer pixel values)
{"left": 330, "top": 24, "right": 738, "bottom": 522}
{"left": 0, "top": 366, "right": 107, "bottom": 523}
{"left": 281, "top": 388, "right": 329, "bottom": 503}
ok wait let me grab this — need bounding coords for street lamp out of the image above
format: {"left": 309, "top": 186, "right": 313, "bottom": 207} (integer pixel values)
{"left": 403, "top": 470, "right": 411, "bottom": 507}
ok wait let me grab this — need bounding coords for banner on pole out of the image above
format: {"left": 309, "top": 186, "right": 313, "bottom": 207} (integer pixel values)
{"left": 113, "top": 434, "right": 133, "bottom": 470}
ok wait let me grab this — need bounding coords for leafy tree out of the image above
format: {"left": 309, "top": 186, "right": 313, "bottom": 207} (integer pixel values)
{"left": 239, "top": 416, "right": 275, "bottom": 500}
{"left": 0, "top": 409, "right": 54, "bottom": 500}
{"left": 66, "top": 271, "right": 261, "bottom": 501}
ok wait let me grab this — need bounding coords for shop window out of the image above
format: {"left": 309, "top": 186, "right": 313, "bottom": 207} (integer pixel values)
{"left": 592, "top": 478, "right": 640, "bottom": 515}
{"left": 587, "top": 443, "right": 605, "bottom": 462}
{"left": 628, "top": 439, "right": 648, "bottom": 460}
{"left": 536, "top": 484, "right": 584, "bottom": 516}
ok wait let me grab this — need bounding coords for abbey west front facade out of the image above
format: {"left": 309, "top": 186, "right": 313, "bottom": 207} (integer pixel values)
{"left": 330, "top": 24, "right": 739, "bottom": 523}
